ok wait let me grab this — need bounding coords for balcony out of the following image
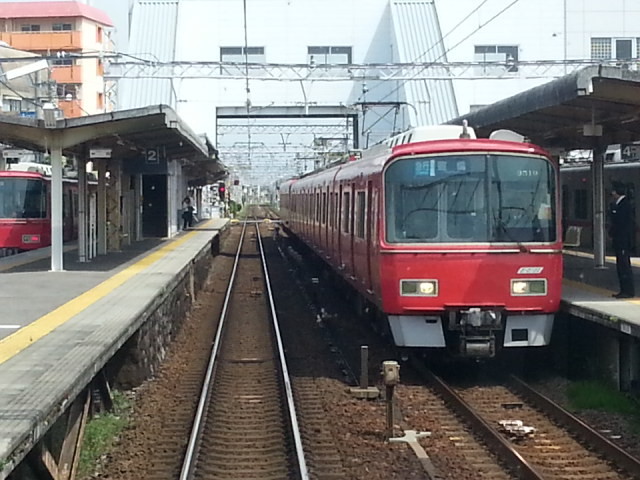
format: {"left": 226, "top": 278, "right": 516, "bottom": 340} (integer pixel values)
{"left": 51, "top": 65, "right": 82, "bottom": 84}
{"left": 57, "top": 99, "right": 83, "bottom": 118}
{"left": 0, "top": 31, "right": 82, "bottom": 51}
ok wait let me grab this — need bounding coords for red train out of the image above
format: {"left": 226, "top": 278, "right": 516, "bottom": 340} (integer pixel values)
{"left": 0, "top": 166, "right": 87, "bottom": 256}
{"left": 561, "top": 160, "right": 640, "bottom": 252}
{"left": 279, "top": 125, "right": 562, "bottom": 358}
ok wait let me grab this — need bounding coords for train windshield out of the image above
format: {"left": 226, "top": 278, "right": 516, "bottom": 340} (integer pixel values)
{"left": 384, "top": 154, "right": 556, "bottom": 244}
{"left": 0, "top": 177, "right": 46, "bottom": 219}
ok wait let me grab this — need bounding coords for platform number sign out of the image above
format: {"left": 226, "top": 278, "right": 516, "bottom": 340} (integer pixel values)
{"left": 621, "top": 144, "right": 640, "bottom": 162}
{"left": 145, "top": 148, "right": 160, "bottom": 164}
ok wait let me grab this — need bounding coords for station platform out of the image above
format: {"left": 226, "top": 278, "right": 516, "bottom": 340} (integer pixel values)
{"left": 562, "top": 249, "right": 640, "bottom": 338}
{"left": 0, "top": 218, "right": 228, "bottom": 478}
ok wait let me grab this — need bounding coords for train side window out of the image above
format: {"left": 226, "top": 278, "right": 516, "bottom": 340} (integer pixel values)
{"left": 343, "top": 192, "right": 351, "bottom": 233}
{"left": 329, "top": 193, "right": 335, "bottom": 227}
{"left": 356, "top": 191, "right": 365, "bottom": 238}
{"left": 63, "top": 190, "right": 71, "bottom": 218}
{"left": 574, "top": 188, "right": 588, "bottom": 220}
{"left": 316, "top": 192, "right": 320, "bottom": 222}
{"left": 322, "top": 192, "right": 327, "bottom": 224}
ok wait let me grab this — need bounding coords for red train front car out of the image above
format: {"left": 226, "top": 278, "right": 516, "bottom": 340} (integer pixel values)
{"left": 280, "top": 125, "right": 562, "bottom": 358}
{"left": 0, "top": 170, "right": 50, "bottom": 256}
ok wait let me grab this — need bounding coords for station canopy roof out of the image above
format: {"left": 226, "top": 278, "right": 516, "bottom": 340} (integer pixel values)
{"left": 447, "top": 66, "right": 640, "bottom": 151}
{"left": 0, "top": 105, "right": 225, "bottom": 184}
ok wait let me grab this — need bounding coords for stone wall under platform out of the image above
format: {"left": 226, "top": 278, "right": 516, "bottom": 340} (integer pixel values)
{"left": 110, "top": 227, "right": 228, "bottom": 388}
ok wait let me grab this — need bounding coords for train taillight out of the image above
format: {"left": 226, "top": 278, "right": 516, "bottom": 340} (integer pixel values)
{"left": 22, "top": 234, "right": 41, "bottom": 244}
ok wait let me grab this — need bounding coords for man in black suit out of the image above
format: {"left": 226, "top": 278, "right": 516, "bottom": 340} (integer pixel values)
{"left": 609, "top": 182, "right": 635, "bottom": 298}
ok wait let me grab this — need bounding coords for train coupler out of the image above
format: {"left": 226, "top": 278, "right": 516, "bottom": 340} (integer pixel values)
{"left": 459, "top": 335, "right": 496, "bottom": 358}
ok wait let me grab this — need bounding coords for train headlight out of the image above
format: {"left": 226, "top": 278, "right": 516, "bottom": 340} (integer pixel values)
{"left": 511, "top": 279, "right": 547, "bottom": 296}
{"left": 401, "top": 279, "right": 438, "bottom": 296}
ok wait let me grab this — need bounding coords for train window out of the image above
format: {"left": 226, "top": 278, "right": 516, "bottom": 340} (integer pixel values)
{"left": 329, "top": 193, "right": 335, "bottom": 227}
{"left": 342, "top": 192, "right": 351, "bottom": 233}
{"left": 446, "top": 179, "right": 487, "bottom": 240}
{"left": 0, "top": 178, "right": 46, "bottom": 219}
{"left": 316, "top": 192, "right": 320, "bottom": 222}
{"left": 322, "top": 192, "right": 327, "bottom": 224}
{"left": 574, "top": 189, "right": 588, "bottom": 220}
{"left": 356, "top": 191, "right": 366, "bottom": 238}
{"left": 385, "top": 154, "right": 556, "bottom": 243}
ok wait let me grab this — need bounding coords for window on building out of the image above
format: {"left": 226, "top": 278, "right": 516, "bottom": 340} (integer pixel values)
{"left": 591, "top": 38, "right": 612, "bottom": 59}
{"left": 308, "top": 46, "right": 352, "bottom": 65}
{"left": 2, "top": 97, "right": 21, "bottom": 112}
{"left": 57, "top": 84, "right": 78, "bottom": 100}
{"left": 469, "top": 104, "right": 488, "bottom": 112}
{"left": 96, "top": 26, "right": 103, "bottom": 43}
{"left": 52, "top": 58, "right": 73, "bottom": 66}
{"left": 591, "top": 37, "right": 640, "bottom": 61}
{"left": 52, "top": 23, "right": 73, "bottom": 31}
{"left": 20, "top": 24, "right": 40, "bottom": 32}
{"left": 474, "top": 45, "right": 518, "bottom": 73}
{"left": 220, "top": 46, "right": 265, "bottom": 63}
{"left": 97, "top": 93, "right": 104, "bottom": 111}
{"left": 615, "top": 39, "right": 633, "bottom": 60}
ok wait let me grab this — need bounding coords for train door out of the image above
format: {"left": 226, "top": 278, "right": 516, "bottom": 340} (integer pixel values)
{"left": 350, "top": 182, "right": 356, "bottom": 276}
{"left": 331, "top": 191, "right": 337, "bottom": 259}
{"left": 142, "top": 174, "right": 168, "bottom": 237}
{"left": 625, "top": 181, "right": 636, "bottom": 254}
{"left": 323, "top": 188, "right": 329, "bottom": 253}
{"left": 62, "top": 185, "right": 74, "bottom": 241}
{"left": 561, "top": 184, "right": 569, "bottom": 238}
{"left": 353, "top": 187, "right": 366, "bottom": 284}
{"left": 366, "top": 181, "right": 373, "bottom": 290}
{"left": 315, "top": 189, "right": 320, "bottom": 249}
{"left": 338, "top": 184, "right": 344, "bottom": 268}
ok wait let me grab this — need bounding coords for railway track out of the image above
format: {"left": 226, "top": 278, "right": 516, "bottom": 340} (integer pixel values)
{"left": 408, "top": 362, "right": 640, "bottom": 479}
{"left": 179, "top": 220, "right": 307, "bottom": 479}
{"left": 275, "top": 226, "right": 640, "bottom": 479}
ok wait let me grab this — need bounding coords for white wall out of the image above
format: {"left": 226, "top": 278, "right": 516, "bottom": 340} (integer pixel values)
{"left": 436, "top": 0, "right": 640, "bottom": 115}
{"left": 175, "top": 0, "right": 393, "bottom": 139}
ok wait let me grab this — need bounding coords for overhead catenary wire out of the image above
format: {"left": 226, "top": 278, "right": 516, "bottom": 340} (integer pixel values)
{"left": 354, "top": 0, "right": 489, "bottom": 103}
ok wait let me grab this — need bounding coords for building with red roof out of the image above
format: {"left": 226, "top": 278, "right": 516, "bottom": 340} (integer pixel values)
{"left": 0, "top": 1, "right": 115, "bottom": 118}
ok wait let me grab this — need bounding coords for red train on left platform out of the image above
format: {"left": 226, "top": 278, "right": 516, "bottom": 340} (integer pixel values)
{"left": 279, "top": 125, "right": 563, "bottom": 358}
{"left": 0, "top": 165, "right": 88, "bottom": 256}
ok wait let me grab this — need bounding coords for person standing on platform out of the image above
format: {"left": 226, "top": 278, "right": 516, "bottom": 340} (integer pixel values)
{"left": 608, "top": 182, "right": 635, "bottom": 298}
{"left": 182, "top": 196, "right": 194, "bottom": 230}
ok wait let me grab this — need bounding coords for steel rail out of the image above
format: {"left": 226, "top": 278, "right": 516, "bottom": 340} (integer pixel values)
{"left": 256, "top": 221, "right": 310, "bottom": 480}
{"left": 509, "top": 375, "right": 640, "bottom": 478}
{"left": 178, "top": 222, "right": 248, "bottom": 480}
{"left": 412, "top": 361, "right": 546, "bottom": 480}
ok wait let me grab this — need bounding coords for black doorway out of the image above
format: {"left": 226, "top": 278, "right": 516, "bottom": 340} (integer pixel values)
{"left": 142, "top": 174, "right": 167, "bottom": 237}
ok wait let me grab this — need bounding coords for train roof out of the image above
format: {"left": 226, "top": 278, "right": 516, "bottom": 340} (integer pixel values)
{"left": 282, "top": 126, "right": 551, "bottom": 188}
{"left": 0, "top": 170, "right": 45, "bottom": 179}
{"left": 561, "top": 160, "right": 640, "bottom": 172}
{"left": 390, "top": 138, "right": 550, "bottom": 159}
